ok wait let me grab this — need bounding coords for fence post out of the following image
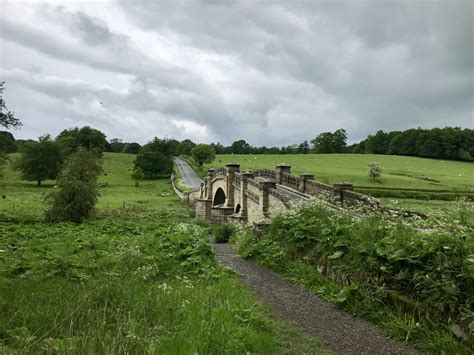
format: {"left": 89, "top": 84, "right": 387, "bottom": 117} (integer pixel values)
{"left": 298, "top": 173, "right": 315, "bottom": 193}
{"left": 333, "top": 183, "right": 353, "bottom": 205}
{"left": 275, "top": 163, "right": 291, "bottom": 184}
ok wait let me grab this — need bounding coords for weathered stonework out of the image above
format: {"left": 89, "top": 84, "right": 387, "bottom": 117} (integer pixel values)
{"left": 194, "top": 162, "right": 424, "bottom": 223}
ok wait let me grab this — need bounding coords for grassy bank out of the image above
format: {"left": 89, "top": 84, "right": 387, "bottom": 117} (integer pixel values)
{"left": 0, "top": 153, "right": 324, "bottom": 354}
{"left": 205, "top": 154, "right": 474, "bottom": 191}
{"left": 230, "top": 201, "right": 474, "bottom": 354}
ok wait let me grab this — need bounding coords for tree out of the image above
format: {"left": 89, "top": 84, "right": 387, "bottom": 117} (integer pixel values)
{"left": 0, "top": 152, "right": 7, "bottom": 179}
{"left": 45, "top": 147, "right": 103, "bottom": 222}
{"left": 365, "top": 130, "right": 391, "bottom": 154}
{"left": 298, "top": 141, "right": 310, "bottom": 154}
{"left": 133, "top": 139, "right": 174, "bottom": 179}
{"left": 14, "top": 135, "right": 63, "bottom": 186}
{"left": 311, "top": 129, "right": 347, "bottom": 153}
{"left": 123, "top": 142, "right": 141, "bottom": 154}
{"left": 0, "top": 131, "right": 16, "bottom": 153}
{"left": 368, "top": 161, "right": 383, "bottom": 182}
{"left": 109, "top": 138, "right": 125, "bottom": 153}
{"left": 133, "top": 150, "right": 173, "bottom": 178}
{"left": 179, "top": 139, "right": 196, "bottom": 156}
{"left": 56, "top": 126, "right": 107, "bottom": 155}
{"left": 192, "top": 144, "right": 216, "bottom": 167}
{"left": 0, "top": 82, "right": 22, "bottom": 129}
{"left": 230, "top": 139, "right": 250, "bottom": 154}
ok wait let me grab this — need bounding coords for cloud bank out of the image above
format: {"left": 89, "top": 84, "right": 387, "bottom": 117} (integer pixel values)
{"left": 1, "top": 0, "right": 472, "bottom": 145}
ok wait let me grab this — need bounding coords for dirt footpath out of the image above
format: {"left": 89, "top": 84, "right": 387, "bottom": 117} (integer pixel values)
{"left": 212, "top": 242, "right": 420, "bottom": 355}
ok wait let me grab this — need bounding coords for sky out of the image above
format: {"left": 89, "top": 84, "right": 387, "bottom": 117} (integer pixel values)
{"left": 0, "top": 0, "right": 473, "bottom": 146}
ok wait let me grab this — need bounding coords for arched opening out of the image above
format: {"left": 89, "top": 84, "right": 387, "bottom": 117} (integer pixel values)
{"left": 213, "top": 187, "right": 226, "bottom": 206}
{"left": 235, "top": 204, "right": 241, "bottom": 214}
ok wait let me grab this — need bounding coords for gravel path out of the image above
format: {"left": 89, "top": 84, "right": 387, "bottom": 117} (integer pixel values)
{"left": 212, "top": 242, "right": 420, "bottom": 355}
{"left": 174, "top": 157, "right": 202, "bottom": 191}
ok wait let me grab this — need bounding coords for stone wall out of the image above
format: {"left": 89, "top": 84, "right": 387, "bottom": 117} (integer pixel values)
{"left": 194, "top": 162, "right": 424, "bottom": 223}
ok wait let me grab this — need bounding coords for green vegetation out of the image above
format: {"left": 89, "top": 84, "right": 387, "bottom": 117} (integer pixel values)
{"left": 367, "top": 161, "right": 383, "bottom": 182}
{"left": 192, "top": 144, "right": 216, "bottom": 167}
{"left": 172, "top": 165, "right": 194, "bottom": 193}
{"left": 45, "top": 148, "right": 103, "bottom": 222}
{"left": 13, "top": 135, "right": 63, "bottom": 186}
{"left": 212, "top": 222, "right": 236, "bottom": 243}
{"left": 232, "top": 201, "right": 474, "bottom": 353}
{"left": 133, "top": 138, "right": 174, "bottom": 178}
{"left": 56, "top": 126, "right": 108, "bottom": 155}
{"left": 0, "top": 81, "right": 22, "bottom": 129}
{"left": 0, "top": 152, "right": 324, "bottom": 354}
{"left": 205, "top": 154, "right": 474, "bottom": 191}
{"left": 0, "top": 131, "right": 16, "bottom": 153}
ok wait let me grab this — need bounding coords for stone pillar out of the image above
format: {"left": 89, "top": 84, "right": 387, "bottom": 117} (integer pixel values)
{"left": 275, "top": 163, "right": 291, "bottom": 184}
{"left": 259, "top": 180, "right": 276, "bottom": 216}
{"left": 298, "top": 173, "right": 315, "bottom": 193}
{"left": 333, "top": 183, "right": 353, "bottom": 205}
{"left": 195, "top": 199, "right": 212, "bottom": 220}
{"left": 225, "top": 163, "right": 240, "bottom": 208}
{"left": 206, "top": 169, "right": 215, "bottom": 200}
{"left": 240, "top": 170, "right": 254, "bottom": 219}
{"left": 200, "top": 182, "right": 205, "bottom": 199}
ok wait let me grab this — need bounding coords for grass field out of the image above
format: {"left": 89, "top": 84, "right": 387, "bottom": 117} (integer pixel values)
{"left": 205, "top": 154, "right": 474, "bottom": 191}
{"left": 0, "top": 153, "right": 324, "bottom": 354}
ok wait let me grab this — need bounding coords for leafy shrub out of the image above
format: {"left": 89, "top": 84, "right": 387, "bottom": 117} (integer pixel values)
{"left": 234, "top": 201, "right": 474, "bottom": 350}
{"left": 213, "top": 223, "right": 236, "bottom": 243}
{"left": 45, "top": 147, "right": 103, "bottom": 222}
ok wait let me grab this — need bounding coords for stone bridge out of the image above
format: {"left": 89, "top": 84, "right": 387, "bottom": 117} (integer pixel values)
{"left": 193, "top": 163, "right": 388, "bottom": 223}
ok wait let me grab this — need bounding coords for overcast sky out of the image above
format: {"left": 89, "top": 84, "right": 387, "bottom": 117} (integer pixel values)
{"left": 1, "top": 0, "right": 472, "bottom": 146}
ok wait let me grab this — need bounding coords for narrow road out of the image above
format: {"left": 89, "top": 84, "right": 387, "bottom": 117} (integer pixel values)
{"left": 212, "top": 241, "right": 419, "bottom": 355}
{"left": 174, "top": 157, "right": 203, "bottom": 191}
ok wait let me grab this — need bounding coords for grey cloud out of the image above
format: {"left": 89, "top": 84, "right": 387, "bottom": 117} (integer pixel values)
{"left": 1, "top": 0, "right": 472, "bottom": 147}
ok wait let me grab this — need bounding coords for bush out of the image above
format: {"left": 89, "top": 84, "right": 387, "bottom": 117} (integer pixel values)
{"left": 45, "top": 147, "right": 103, "bottom": 222}
{"left": 239, "top": 202, "right": 473, "bottom": 323}
{"left": 213, "top": 223, "right": 236, "bottom": 243}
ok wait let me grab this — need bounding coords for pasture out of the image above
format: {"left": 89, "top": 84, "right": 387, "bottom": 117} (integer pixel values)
{"left": 0, "top": 153, "right": 322, "bottom": 353}
{"left": 207, "top": 154, "right": 474, "bottom": 191}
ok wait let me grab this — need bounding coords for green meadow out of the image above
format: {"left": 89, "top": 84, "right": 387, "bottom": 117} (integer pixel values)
{"left": 206, "top": 154, "right": 474, "bottom": 191}
{"left": 0, "top": 153, "right": 323, "bottom": 354}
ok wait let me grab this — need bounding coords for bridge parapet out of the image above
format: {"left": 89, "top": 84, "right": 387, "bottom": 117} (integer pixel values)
{"left": 254, "top": 169, "right": 276, "bottom": 179}
{"left": 196, "top": 161, "right": 426, "bottom": 223}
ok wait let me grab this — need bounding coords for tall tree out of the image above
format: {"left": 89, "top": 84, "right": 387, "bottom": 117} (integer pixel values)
{"left": 311, "top": 129, "right": 347, "bottom": 153}
{"left": 123, "top": 142, "right": 141, "bottom": 154}
{"left": 230, "top": 139, "right": 250, "bottom": 154}
{"left": 298, "top": 141, "right": 310, "bottom": 154}
{"left": 56, "top": 126, "right": 107, "bottom": 155}
{"left": 14, "top": 135, "right": 63, "bottom": 186}
{"left": 133, "top": 138, "right": 174, "bottom": 178}
{"left": 0, "top": 131, "right": 16, "bottom": 153}
{"left": 109, "top": 138, "right": 125, "bottom": 153}
{"left": 0, "top": 152, "right": 7, "bottom": 179}
{"left": 179, "top": 139, "right": 196, "bottom": 156}
{"left": 0, "top": 82, "right": 22, "bottom": 129}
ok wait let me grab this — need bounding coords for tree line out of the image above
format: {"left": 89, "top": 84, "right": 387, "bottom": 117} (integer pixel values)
{"left": 207, "top": 127, "right": 473, "bottom": 161}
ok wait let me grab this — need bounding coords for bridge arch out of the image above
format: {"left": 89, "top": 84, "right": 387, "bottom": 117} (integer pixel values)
{"left": 213, "top": 187, "right": 226, "bottom": 206}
